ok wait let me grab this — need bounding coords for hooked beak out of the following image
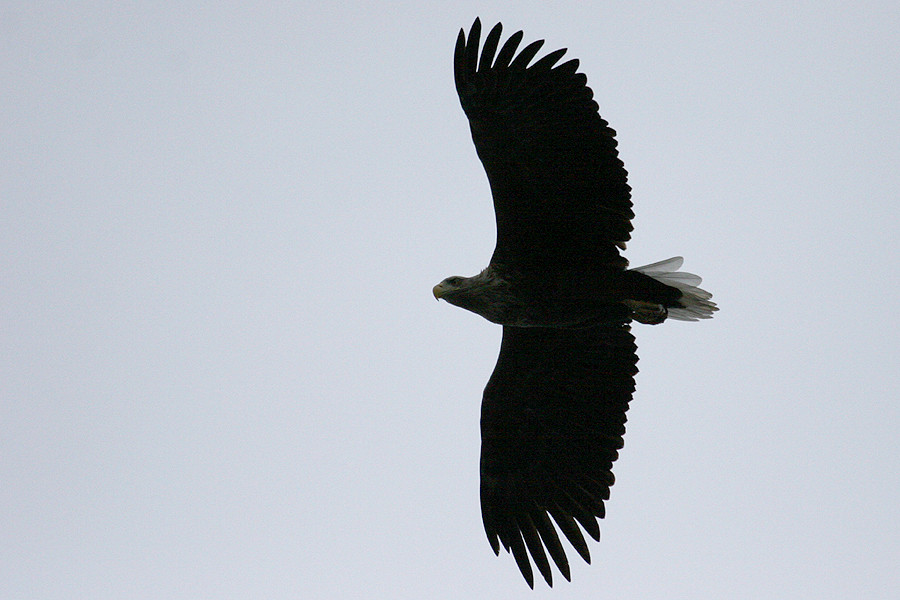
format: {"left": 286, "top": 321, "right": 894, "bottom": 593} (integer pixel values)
{"left": 432, "top": 282, "right": 448, "bottom": 300}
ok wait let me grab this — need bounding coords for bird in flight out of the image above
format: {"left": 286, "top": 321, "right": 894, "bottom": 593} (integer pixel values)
{"left": 433, "top": 18, "right": 718, "bottom": 587}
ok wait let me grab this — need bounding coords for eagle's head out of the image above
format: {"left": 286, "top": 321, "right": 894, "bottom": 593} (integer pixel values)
{"left": 433, "top": 268, "right": 517, "bottom": 324}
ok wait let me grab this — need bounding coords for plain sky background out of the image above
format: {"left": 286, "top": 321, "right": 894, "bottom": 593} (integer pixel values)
{"left": 3, "top": 2, "right": 898, "bottom": 599}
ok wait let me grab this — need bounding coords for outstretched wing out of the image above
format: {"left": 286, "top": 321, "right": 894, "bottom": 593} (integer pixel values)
{"left": 455, "top": 19, "right": 633, "bottom": 271}
{"left": 480, "top": 324, "right": 637, "bottom": 587}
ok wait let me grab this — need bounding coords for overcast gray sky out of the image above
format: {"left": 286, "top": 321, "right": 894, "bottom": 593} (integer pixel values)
{"left": 3, "top": 2, "right": 898, "bottom": 599}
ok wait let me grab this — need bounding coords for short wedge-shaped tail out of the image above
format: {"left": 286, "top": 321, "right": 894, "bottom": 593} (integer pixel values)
{"left": 634, "top": 257, "right": 718, "bottom": 321}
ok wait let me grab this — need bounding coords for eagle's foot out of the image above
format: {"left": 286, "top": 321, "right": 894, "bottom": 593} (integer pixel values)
{"left": 624, "top": 300, "right": 668, "bottom": 325}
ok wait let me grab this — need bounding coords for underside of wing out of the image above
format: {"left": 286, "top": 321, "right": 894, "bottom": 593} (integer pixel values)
{"left": 455, "top": 19, "right": 633, "bottom": 270}
{"left": 480, "top": 324, "right": 638, "bottom": 587}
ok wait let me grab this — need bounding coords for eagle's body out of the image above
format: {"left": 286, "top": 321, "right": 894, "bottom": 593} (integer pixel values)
{"left": 434, "top": 263, "right": 689, "bottom": 327}
{"left": 434, "top": 19, "right": 717, "bottom": 588}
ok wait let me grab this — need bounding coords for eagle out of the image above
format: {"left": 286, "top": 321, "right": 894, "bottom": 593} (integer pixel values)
{"left": 433, "top": 19, "right": 718, "bottom": 587}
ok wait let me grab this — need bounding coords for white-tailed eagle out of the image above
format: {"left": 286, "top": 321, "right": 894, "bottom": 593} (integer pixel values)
{"left": 433, "top": 19, "right": 718, "bottom": 587}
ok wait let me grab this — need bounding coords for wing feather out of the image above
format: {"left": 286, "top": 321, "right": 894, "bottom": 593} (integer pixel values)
{"left": 464, "top": 19, "right": 480, "bottom": 77}
{"left": 479, "top": 22, "right": 503, "bottom": 72}
{"left": 530, "top": 47, "right": 569, "bottom": 73}
{"left": 518, "top": 512, "right": 553, "bottom": 587}
{"left": 532, "top": 509, "right": 570, "bottom": 581}
{"left": 508, "top": 39, "right": 545, "bottom": 69}
{"left": 507, "top": 525, "right": 533, "bottom": 587}
{"left": 493, "top": 29, "right": 523, "bottom": 69}
{"left": 548, "top": 507, "right": 591, "bottom": 564}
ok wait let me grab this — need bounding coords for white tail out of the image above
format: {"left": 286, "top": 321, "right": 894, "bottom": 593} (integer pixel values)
{"left": 633, "top": 257, "right": 718, "bottom": 321}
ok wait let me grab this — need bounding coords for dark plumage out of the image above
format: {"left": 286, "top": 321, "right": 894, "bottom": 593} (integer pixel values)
{"left": 433, "top": 19, "right": 717, "bottom": 587}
